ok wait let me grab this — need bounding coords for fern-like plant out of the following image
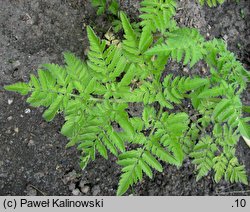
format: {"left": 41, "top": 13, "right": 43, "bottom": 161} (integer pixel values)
{"left": 197, "top": 0, "right": 225, "bottom": 7}
{"left": 91, "top": 0, "right": 123, "bottom": 32}
{"left": 5, "top": 0, "right": 249, "bottom": 195}
{"left": 91, "top": 0, "right": 119, "bottom": 15}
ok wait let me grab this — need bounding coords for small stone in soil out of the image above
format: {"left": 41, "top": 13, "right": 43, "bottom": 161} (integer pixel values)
{"left": 79, "top": 179, "right": 87, "bottom": 188}
{"left": 34, "top": 172, "right": 45, "bottom": 180}
{"left": 68, "top": 183, "right": 75, "bottom": 191}
{"left": 81, "top": 186, "right": 90, "bottom": 194}
{"left": 72, "top": 189, "right": 81, "bottom": 196}
{"left": 62, "top": 170, "right": 79, "bottom": 184}
{"left": 12, "top": 60, "right": 21, "bottom": 68}
{"left": 92, "top": 185, "right": 101, "bottom": 196}
{"left": 183, "top": 67, "right": 189, "bottom": 73}
{"left": 26, "top": 186, "right": 37, "bottom": 196}
{"left": 25, "top": 108, "right": 31, "bottom": 114}
{"left": 28, "top": 140, "right": 35, "bottom": 146}
{"left": 223, "top": 34, "right": 228, "bottom": 41}
{"left": 6, "top": 129, "right": 11, "bottom": 134}
{"left": 8, "top": 99, "right": 13, "bottom": 105}
{"left": 7, "top": 116, "right": 13, "bottom": 121}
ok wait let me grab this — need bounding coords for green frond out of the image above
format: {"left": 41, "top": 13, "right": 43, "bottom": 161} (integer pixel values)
{"left": 5, "top": 0, "right": 249, "bottom": 196}
{"left": 42, "top": 64, "right": 67, "bottom": 86}
{"left": 87, "top": 26, "right": 130, "bottom": 85}
{"left": 162, "top": 74, "right": 209, "bottom": 104}
{"left": 197, "top": 85, "right": 227, "bottom": 98}
{"left": 116, "top": 149, "right": 143, "bottom": 196}
{"left": 86, "top": 26, "right": 108, "bottom": 76}
{"left": 80, "top": 155, "right": 90, "bottom": 170}
{"left": 139, "top": 26, "right": 153, "bottom": 53}
{"left": 117, "top": 148, "right": 163, "bottom": 195}
{"left": 130, "top": 117, "right": 144, "bottom": 132}
{"left": 190, "top": 136, "right": 217, "bottom": 180}
{"left": 225, "top": 157, "right": 248, "bottom": 185}
{"left": 160, "top": 135, "right": 184, "bottom": 166}
{"left": 63, "top": 111, "right": 124, "bottom": 165}
{"left": 198, "top": 0, "right": 225, "bottom": 7}
{"left": 239, "top": 119, "right": 250, "bottom": 140}
{"left": 156, "top": 92, "right": 174, "bottom": 108}
{"left": 87, "top": 26, "right": 106, "bottom": 52}
{"left": 122, "top": 80, "right": 159, "bottom": 104}
{"left": 153, "top": 112, "right": 189, "bottom": 165}
{"left": 107, "top": 125, "right": 126, "bottom": 153}
{"left": 142, "top": 105, "right": 157, "bottom": 129}
{"left": 118, "top": 63, "right": 136, "bottom": 86}
{"left": 145, "top": 28, "right": 205, "bottom": 67}
{"left": 120, "top": 12, "right": 141, "bottom": 61}
{"left": 42, "top": 95, "right": 64, "bottom": 121}
{"left": 108, "top": 0, "right": 119, "bottom": 15}
{"left": 212, "top": 96, "right": 242, "bottom": 128}
{"left": 213, "top": 124, "right": 240, "bottom": 146}
{"left": 205, "top": 39, "right": 248, "bottom": 92}
{"left": 6, "top": 53, "right": 94, "bottom": 123}
{"left": 181, "top": 123, "right": 199, "bottom": 155}
{"left": 91, "top": 0, "right": 119, "bottom": 16}
{"left": 9, "top": 54, "right": 88, "bottom": 121}
{"left": 158, "top": 112, "right": 190, "bottom": 137}
{"left": 213, "top": 154, "right": 228, "bottom": 183}
{"left": 91, "top": 0, "right": 106, "bottom": 15}
{"left": 5, "top": 82, "right": 30, "bottom": 95}
{"left": 64, "top": 52, "right": 90, "bottom": 85}
{"left": 140, "top": 0, "right": 177, "bottom": 33}
{"left": 147, "top": 138, "right": 179, "bottom": 165}
{"left": 115, "top": 110, "right": 135, "bottom": 138}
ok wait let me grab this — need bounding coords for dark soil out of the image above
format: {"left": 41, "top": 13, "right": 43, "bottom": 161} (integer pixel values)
{"left": 0, "top": 0, "right": 249, "bottom": 196}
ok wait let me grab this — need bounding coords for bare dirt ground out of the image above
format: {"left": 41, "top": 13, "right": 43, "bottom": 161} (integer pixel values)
{"left": 0, "top": 0, "right": 249, "bottom": 195}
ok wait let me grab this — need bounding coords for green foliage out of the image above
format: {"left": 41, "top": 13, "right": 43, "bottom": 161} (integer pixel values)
{"left": 146, "top": 28, "right": 205, "bottom": 67}
{"left": 139, "top": 0, "right": 177, "bottom": 33}
{"left": 91, "top": 0, "right": 122, "bottom": 32}
{"left": 5, "top": 0, "right": 249, "bottom": 195}
{"left": 197, "top": 0, "right": 225, "bottom": 7}
{"left": 91, "top": 0, "right": 119, "bottom": 15}
{"left": 117, "top": 149, "right": 163, "bottom": 195}
{"left": 153, "top": 112, "right": 190, "bottom": 166}
{"left": 190, "top": 136, "right": 218, "bottom": 180}
{"left": 4, "top": 82, "right": 30, "bottom": 95}
{"left": 162, "top": 74, "right": 209, "bottom": 104}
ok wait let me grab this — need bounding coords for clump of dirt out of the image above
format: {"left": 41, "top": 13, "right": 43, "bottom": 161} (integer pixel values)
{"left": 0, "top": 0, "right": 249, "bottom": 196}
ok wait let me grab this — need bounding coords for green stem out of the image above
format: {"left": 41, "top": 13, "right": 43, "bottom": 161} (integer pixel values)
{"left": 30, "top": 87, "right": 127, "bottom": 103}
